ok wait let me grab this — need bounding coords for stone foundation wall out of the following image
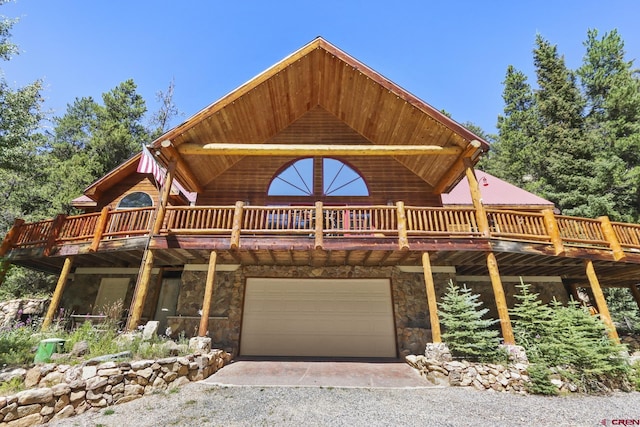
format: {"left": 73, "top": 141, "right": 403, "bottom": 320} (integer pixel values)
{"left": 0, "top": 299, "right": 49, "bottom": 327}
{"left": 0, "top": 350, "right": 231, "bottom": 426}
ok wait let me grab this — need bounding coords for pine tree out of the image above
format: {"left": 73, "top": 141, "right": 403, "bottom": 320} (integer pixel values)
{"left": 482, "top": 66, "right": 540, "bottom": 190}
{"left": 509, "top": 281, "right": 553, "bottom": 362}
{"left": 438, "top": 280, "right": 502, "bottom": 362}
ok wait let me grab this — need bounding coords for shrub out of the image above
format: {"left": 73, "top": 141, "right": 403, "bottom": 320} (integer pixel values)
{"left": 438, "top": 280, "right": 504, "bottom": 362}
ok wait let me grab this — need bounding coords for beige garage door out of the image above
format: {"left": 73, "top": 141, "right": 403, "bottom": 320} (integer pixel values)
{"left": 240, "top": 278, "right": 396, "bottom": 357}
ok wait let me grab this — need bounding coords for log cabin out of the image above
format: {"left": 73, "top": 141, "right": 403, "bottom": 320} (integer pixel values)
{"left": 2, "top": 37, "right": 640, "bottom": 358}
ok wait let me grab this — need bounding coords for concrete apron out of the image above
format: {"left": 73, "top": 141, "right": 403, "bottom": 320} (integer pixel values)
{"left": 200, "top": 358, "right": 437, "bottom": 389}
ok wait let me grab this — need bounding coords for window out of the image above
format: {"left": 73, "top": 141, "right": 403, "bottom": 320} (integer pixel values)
{"left": 117, "top": 192, "right": 153, "bottom": 209}
{"left": 268, "top": 158, "right": 368, "bottom": 197}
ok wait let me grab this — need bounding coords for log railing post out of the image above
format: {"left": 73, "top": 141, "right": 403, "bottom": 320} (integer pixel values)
{"left": 198, "top": 251, "right": 217, "bottom": 337}
{"left": 396, "top": 201, "right": 409, "bottom": 250}
{"left": 0, "top": 218, "right": 25, "bottom": 287}
{"left": 230, "top": 201, "right": 245, "bottom": 249}
{"left": 542, "top": 209, "right": 565, "bottom": 256}
{"left": 584, "top": 259, "right": 619, "bottom": 342}
{"left": 43, "top": 214, "right": 67, "bottom": 256}
{"left": 599, "top": 216, "right": 626, "bottom": 261}
{"left": 422, "top": 252, "right": 441, "bottom": 343}
{"left": 42, "top": 256, "right": 74, "bottom": 329}
{"left": 464, "top": 161, "right": 490, "bottom": 236}
{"left": 90, "top": 206, "right": 111, "bottom": 252}
{"left": 314, "top": 201, "right": 324, "bottom": 250}
{"left": 486, "top": 252, "right": 515, "bottom": 344}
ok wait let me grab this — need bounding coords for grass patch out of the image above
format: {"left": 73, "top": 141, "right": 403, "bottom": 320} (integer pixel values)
{"left": 103, "top": 408, "right": 115, "bottom": 416}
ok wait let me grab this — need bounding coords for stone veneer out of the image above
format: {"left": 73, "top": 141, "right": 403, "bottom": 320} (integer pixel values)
{"left": 0, "top": 350, "right": 231, "bottom": 426}
{"left": 0, "top": 299, "right": 49, "bottom": 327}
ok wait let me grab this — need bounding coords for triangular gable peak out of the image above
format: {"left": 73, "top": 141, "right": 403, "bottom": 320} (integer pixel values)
{"left": 151, "top": 37, "right": 489, "bottom": 194}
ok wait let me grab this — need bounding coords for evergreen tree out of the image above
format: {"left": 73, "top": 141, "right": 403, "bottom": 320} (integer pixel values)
{"left": 438, "top": 280, "right": 502, "bottom": 362}
{"left": 604, "top": 287, "right": 640, "bottom": 333}
{"left": 578, "top": 29, "right": 640, "bottom": 222}
{"left": 509, "top": 281, "right": 553, "bottom": 362}
{"left": 481, "top": 66, "right": 539, "bottom": 190}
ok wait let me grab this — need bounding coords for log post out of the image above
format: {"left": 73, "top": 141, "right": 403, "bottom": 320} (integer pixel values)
{"left": 629, "top": 284, "right": 640, "bottom": 312}
{"left": 422, "top": 252, "right": 441, "bottom": 343}
{"left": 0, "top": 218, "right": 25, "bottom": 287}
{"left": 230, "top": 201, "right": 245, "bottom": 249}
{"left": 127, "top": 250, "right": 155, "bottom": 330}
{"left": 42, "top": 256, "right": 74, "bottom": 329}
{"left": 599, "top": 216, "right": 626, "bottom": 261}
{"left": 198, "top": 251, "right": 217, "bottom": 337}
{"left": 90, "top": 206, "right": 111, "bottom": 252}
{"left": 486, "top": 252, "right": 515, "bottom": 344}
{"left": 464, "top": 161, "right": 490, "bottom": 236}
{"left": 43, "top": 214, "right": 67, "bottom": 257}
{"left": 584, "top": 259, "right": 619, "bottom": 342}
{"left": 127, "top": 161, "right": 177, "bottom": 331}
{"left": 396, "top": 201, "right": 409, "bottom": 250}
{"left": 542, "top": 209, "right": 565, "bottom": 256}
{"left": 314, "top": 201, "right": 324, "bottom": 250}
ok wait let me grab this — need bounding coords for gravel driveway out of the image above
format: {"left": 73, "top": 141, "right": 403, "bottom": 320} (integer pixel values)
{"left": 48, "top": 382, "right": 640, "bottom": 427}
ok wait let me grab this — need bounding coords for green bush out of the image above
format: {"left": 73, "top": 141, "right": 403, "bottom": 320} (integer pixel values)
{"left": 526, "top": 364, "right": 558, "bottom": 395}
{"left": 511, "top": 282, "right": 630, "bottom": 394}
{"left": 438, "top": 280, "right": 505, "bottom": 363}
{"left": 0, "top": 322, "right": 41, "bottom": 366}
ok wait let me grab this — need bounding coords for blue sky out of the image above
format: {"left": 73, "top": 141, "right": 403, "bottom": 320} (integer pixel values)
{"left": 3, "top": 1, "right": 640, "bottom": 136}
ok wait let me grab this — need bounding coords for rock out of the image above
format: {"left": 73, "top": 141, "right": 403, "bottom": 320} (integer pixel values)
{"left": 448, "top": 369, "right": 462, "bottom": 386}
{"left": 115, "top": 395, "right": 141, "bottom": 405}
{"left": 23, "top": 367, "right": 41, "bottom": 388}
{"left": 0, "top": 368, "right": 26, "bottom": 384}
{"left": 16, "top": 403, "right": 41, "bottom": 417}
{"left": 424, "top": 342, "right": 452, "bottom": 362}
{"left": 6, "top": 412, "right": 43, "bottom": 426}
{"left": 189, "top": 336, "right": 212, "bottom": 352}
{"left": 550, "top": 378, "right": 564, "bottom": 388}
{"left": 51, "top": 404, "right": 75, "bottom": 420}
{"left": 51, "top": 383, "right": 71, "bottom": 397}
{"left": 16, "top": 388, "right": 54, "bottom": 405}
{"left": 142, "top": 321, "right": 160, "bottom": 341}
{"left": 71, "top": 341, "right": 89, "bottom": 357}
{"left": 85, "top": 376, "right": 108, "bottom": 390}
{"left": 162, "top": 341, "right": 180, "bottom": 356}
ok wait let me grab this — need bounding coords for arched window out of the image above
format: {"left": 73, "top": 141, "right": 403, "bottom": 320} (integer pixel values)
{"left": 117, "top": 192, "right": 153, "bottom": 209}
{"left": 268, "top": 158, "right": 369, "bottom": 197}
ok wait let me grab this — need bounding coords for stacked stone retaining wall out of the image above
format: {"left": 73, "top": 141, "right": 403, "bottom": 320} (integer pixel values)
{"left": 0, "top": 350, "right": 231, "bottom": 426}
{"left": 0, "top": 299, "right": 48, "bottom": 327}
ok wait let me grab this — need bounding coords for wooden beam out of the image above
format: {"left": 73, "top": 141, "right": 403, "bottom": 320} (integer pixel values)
{"left": 599, "top": 216, "right": 626, "bottom": 261}
{"left": 127, "top": 250, "right": 155, "bottom": 330}
{"left": 314, "top": 201, "right": 324, "bottom": 250}
{"left": 0, "top": 218, "right": 24, "bottom": 257}
{"left": 464, "top": 161, "right": 490, "bottom": 237}
{"left": 396, "top": 201, "right": 409, "bottom": 250}
{"left": 152, "top": 160, "right": 177, "bottom": 235}
{"left": 161, "top": 143, "right": 203, "bottom": 193}
{"left": 422, "top": 252, "right": 441, "bottom": 343}
{"left": 42, "top": 256, "right": 74, "bottom": 329}
{"left": 584, "top": 259, "right": 619, "bottom": 342}
{"left": 178, "top": 143, "right": 463, "bottom": 157}
{"left": 198, "top": 251, "right": 217, "bottom": 337}
{"left": 542, "top": 209, "right": 565, "bottom": 256}
{"left": 433, "top": 140, "right": 483, "bottom": 193}
{"left": 486, "top": 252, "right": 515, "bottom": 345}
{"left": 230, "top": 201, "right": 245, "bottom": 249}
{"left": 89, "top": 206, "right": 111, "bottom": 252}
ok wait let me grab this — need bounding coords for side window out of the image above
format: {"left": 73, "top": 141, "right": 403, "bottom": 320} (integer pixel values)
{"left": 117, "top": 192, "right": 153, "bottom": 209}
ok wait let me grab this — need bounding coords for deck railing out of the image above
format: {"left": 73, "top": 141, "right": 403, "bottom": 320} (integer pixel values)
{"left": 4, "top": 203, "right": 640, "bottom": 256}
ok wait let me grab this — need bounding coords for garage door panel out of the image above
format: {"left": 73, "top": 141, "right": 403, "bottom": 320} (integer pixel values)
{"left": 240, "top": 278, "right": 396, "bottom": 357}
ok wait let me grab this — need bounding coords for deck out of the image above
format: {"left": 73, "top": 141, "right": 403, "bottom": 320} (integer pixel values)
{"left": 3, "top": 203, "right": 640, "bottom": 284}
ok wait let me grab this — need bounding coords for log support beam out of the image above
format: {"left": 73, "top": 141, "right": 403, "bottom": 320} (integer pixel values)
{"left": 543, "top": 209, "right": 565, "bottom": 256}
{"left": 599, "top": 216, "right": 626, "bottom": 261}
{"left": 42, "top": 256, "right": 74, "bottom": 329}
{"left": 422, "top": 252, "right": 441, "bottom": 343}
{"left": 486, "top": 252, "right": 515, "bottom": 345}
{"left": 179, "top": 143, "right": 464, "bottom": 157}
{"left": 198, "top": 251, "right": 218, "bottom": 337}
{"left": 314, "top": 201, "right": 324, "bottom": 250}
{"left": 464, "top": 161, "right": 490, "bottom": 237}
{"left": 396, "top": 201, "right": 409, "bottom": 250}
{"left": 230, "top": 201, "right": 245, "bottom": 249}
{"left": 584, "top": 259, "right": 619, "bottom": 343}
{"left": 90, "top": 206, "right": 111, "bottom": 252}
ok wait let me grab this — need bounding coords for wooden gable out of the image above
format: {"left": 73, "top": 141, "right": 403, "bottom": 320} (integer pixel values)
{"left": 149, "top": 37, "right": 489, "bottom": 196}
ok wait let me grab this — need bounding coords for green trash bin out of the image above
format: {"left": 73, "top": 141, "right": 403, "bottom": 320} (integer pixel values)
{"left": 34, "top": 338, "right": 65, "bottom": 363}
